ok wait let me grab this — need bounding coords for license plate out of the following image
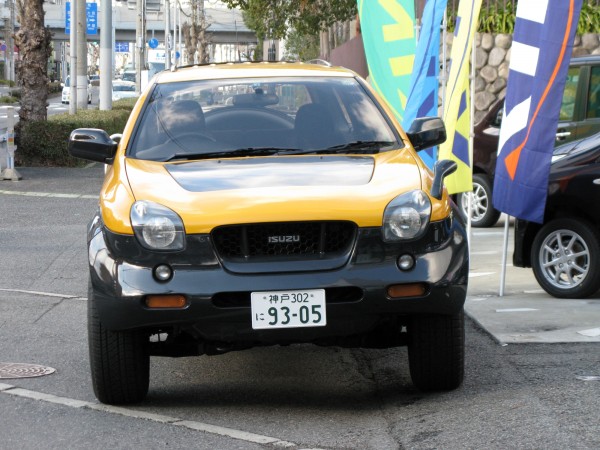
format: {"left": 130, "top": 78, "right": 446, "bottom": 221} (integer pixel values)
{"left": 251, "top": 289, "right": 327, "bottom": 329}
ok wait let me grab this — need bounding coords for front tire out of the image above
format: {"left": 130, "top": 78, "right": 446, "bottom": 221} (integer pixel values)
{"left": 408, "top": 312, "right": 464, "bottom": 391}
{"left": 531, "top": 218, "right": 600, "bottom": 298}
{"left": 457, "top": 174, "right": 501, "bottom": 228}
{"left": 88, "top": 281, "right": 150, "bottom": 404}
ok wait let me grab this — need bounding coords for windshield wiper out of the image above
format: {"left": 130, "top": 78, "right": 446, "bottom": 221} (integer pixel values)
{"left": 323, "top": 140, "right": 397, "bottom": 152}
{"left": 164, "top": 147, "right": 297, "bottom": 162}
{"left": 288, "top": 141, "right": 398, "bottom": 155}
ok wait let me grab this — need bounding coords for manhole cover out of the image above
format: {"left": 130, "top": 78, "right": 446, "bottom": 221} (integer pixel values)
{"left": 0, "top": 363, "right": 56, "bottom": 379}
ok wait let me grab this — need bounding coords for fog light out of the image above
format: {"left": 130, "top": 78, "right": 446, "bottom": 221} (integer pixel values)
{"left": 154, "top": 264, "right": 173, "bottom": 282}
{"left": 145, "top": 294, "right": 187, "bottom": 309}
{"left": 387, "top": 283, "right": 427, "bottom": 298}
{"left": 397, "top": 254, "right": 415, "bottom": 271}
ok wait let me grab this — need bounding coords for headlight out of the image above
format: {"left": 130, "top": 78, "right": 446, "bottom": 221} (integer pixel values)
{"left": 130, "top": 200, "right": 185, "bottom": 250}
{"left": 382, "top": 190, "right": 431, "bottom": 241}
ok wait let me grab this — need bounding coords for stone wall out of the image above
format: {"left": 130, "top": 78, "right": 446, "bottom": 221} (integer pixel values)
{"left": 445, "top": 32, "right": 600, "bottom": 124}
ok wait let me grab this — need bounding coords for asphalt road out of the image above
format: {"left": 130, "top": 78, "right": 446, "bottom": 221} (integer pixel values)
{"left": 0, "top": 166, "right": 599, "bottom": 449}
{"left": 0, "top": 90, "right": 96, "bottom": 131}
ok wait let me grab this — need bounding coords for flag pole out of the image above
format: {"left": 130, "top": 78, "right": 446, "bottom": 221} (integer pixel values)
{"left": 440, "top": 8, "right": 448, "bottom": 114}
{"left": 467, "top": 30, "right": 476, "bottom": 242}
{"left": 499, "top": 215, "right": 510, "bottom": 296}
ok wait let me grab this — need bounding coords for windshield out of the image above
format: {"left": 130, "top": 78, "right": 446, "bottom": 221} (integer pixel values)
{"left": 122, "top": 72, "right": 136, "bottom": 82}
{"left": 114, "top": 83, "right": 135, "bottom": 92}
{"left": 128, "top": 76, "right": 400, "bottom": 161}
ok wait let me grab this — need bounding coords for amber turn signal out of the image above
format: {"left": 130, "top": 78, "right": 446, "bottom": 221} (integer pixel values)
{"left": 145, "top": 294, "right": 187, "bottom": 309}
{"left": 387, "top": 283, "right": 427, "bottom": 299}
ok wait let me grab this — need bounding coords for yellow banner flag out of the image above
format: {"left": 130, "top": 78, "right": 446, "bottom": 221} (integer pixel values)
{"left": 438, "top": 0, "right": 482, "bottom": 194}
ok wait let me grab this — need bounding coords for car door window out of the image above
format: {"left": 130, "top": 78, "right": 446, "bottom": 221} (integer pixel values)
{"left": 586, "top": 65, "right": 600, "bottom": 119}
{"left": 559, "top": 67, "right": 580, "bottom": 121}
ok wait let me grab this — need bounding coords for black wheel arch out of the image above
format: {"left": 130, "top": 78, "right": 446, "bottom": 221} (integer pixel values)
{"left": 516, "top": 202, "right": 600, "bottom": 268}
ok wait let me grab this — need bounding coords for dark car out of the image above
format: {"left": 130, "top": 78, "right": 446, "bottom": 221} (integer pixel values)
{"left": 68, "top": 62, "right": 469, "bottom": 405}
{"left": 513, "top": 131, "right": 600, "bottom": 298}
{"left": 460, "top": 55, "right": 600, "bottom": 227}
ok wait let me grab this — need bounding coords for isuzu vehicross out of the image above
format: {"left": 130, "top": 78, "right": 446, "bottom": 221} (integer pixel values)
{"left": 69, "top": 62, "right": 469, "bottom": 404}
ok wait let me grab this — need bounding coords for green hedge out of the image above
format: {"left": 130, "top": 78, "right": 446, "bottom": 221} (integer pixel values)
{"left": 48, "top": 81, "right": 62, "bottom": 94}
{"left": 16, "top": 100, "right": 135, "bottom": 167}
{"left": 0, "top": 95, "right": 18, "bottom": 104}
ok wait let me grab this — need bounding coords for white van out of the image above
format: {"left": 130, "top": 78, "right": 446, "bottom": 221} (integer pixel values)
{"left": 61, "top": 76, "right": 92, "bottom": 104}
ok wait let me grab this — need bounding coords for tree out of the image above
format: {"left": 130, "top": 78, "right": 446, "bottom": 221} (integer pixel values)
{"left": 284, "top": 28, "right": 320, "bottom": 61}
{"left": 14, "top": 0, "right": 52, "bottom": 128}
{"left": 222, "top": 0, "right": 357, "bottom": 40}
{"left": 181, "top": 0, "right": 211, "bottom": 64}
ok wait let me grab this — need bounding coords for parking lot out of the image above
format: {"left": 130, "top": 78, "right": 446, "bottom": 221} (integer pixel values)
{"left": 467, "top": 223, "right": 600, "bottom": 344}
{"left": 1, "top": 166, "right": 599, "bottom": 449}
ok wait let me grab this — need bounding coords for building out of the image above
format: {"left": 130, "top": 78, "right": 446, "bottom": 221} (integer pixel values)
{"left": 0, "top": 0, "right": 257, "bottom": 81}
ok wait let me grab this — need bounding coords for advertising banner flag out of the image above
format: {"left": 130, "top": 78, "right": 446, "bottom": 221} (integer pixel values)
{"left": 358, "top": 0, "right": 416, "bottom": 125}
{"left": 437, "top": 0, "right": 482, "bottom": 194}
{"left": 403, "top": 0, "right": 448, "bottom": 168}
{"left": 492, "top": 0, "right": 582, "bottom": 223}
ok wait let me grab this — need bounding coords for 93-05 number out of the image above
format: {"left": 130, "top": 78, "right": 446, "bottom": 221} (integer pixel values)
{"left": 267, "top": 304, "right": 322, "bottom": 326}
{"left": 251, "top": 289, "right": 327, "bottom": 329}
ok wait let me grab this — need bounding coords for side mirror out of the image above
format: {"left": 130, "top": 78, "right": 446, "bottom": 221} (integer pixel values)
{"left": 431, "top": 159, "right": 457, "bottom": 200}
{"left": 68, "top": 128, "right": 118, "bottom": 164}
{"left": 493, "top": 108, "right": 504, "bottom": 127}
{"left": 406, "top": 117, "right": 447, "bottom": 151}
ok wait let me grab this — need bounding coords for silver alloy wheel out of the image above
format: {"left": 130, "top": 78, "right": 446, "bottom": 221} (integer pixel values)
{"left": 538, "top": 228, "right": 590, "bottom": 289}
{"left": 461, "top": 182, "right": 488, "bottom": 222}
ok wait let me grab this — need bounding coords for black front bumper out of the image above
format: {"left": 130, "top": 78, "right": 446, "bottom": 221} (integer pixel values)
{"left": 88, "top": 212, "right": 469, "bottom": 346}
{"left": 513, "top": 218, "right": 541, "bottom": 268}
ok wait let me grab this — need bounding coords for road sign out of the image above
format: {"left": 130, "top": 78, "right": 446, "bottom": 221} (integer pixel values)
{"left": 65, "top": 2, "right": 98, "bottom": 35}
{"left": 148, "top": 38, "right": 159, "bottom": 49}
{"left": 115, "top": 42, "right": 129, "bottom": 53}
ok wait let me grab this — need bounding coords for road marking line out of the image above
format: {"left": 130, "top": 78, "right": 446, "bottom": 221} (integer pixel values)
{"left": 0, "top": 190, "right": 97, "bottom": 199}
{"left": 4, "top": 387, "right": 91, "bottom": 408}
{"left": 471, "top": 250, "right": 499, "bottom": 255}
{"left": 472, "top": 231, "right": 504, "bottom": 236}
{"left": 87, "top": 403, "right": 180, "bottom": 423}
{"left": 0, "top": 385, "right": 299, "bottom": 447}
{"left": 577, "top": 328, "right": 600, "bottom": 337}
{"left": 174, "top": 420, "right": 295, "bottom": 447}
{"left": 495, "top": 308, "right": 538, "bottom": 313}
{"left": 469, "top": 272, "right": 496, "bottom": 278}
{"left": 0, "top": 288, "right": 80, "bottom": 299}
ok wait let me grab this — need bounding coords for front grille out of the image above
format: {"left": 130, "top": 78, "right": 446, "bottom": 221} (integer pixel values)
{"left": 212, "top": 221, "right": 357, "bottom": 259}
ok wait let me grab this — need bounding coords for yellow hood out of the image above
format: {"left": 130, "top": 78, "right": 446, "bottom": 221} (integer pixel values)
{"left": 101, "top": 149, "right": 447, "bottom": 235}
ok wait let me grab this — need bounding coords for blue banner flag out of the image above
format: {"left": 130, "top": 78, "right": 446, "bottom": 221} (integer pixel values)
{"left": 492, "top": 0, "right": 582, "bottom": 223}
{"left": 358, "top": 0, "right": 416, "bottom": 125}
{"left": 403, "top": 0, "right": 448, "bottom": 168}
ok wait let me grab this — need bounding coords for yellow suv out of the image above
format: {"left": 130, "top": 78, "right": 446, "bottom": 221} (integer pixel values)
{"left": 69, "top": 62, "right": 469, "bottom": 404}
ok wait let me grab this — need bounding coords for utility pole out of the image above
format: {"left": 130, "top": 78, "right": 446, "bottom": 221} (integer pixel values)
{"left": 99, "top": 0, "right": 113, "bottom": 110}
{"left": 135, "top": 0, "right": 144, "bottom": 93}
{"left": 76, "top": 0, "right": 88, "bottom": 109}
{"left": 8, "top": 0, "right": 14, "bottom": 82}
{"left": 177, "top": 1, "right": 182, "bottom": 66}
{"left": 165, "top": 0, "right": 171, "bottom": 70}
{"left": 69, "top": 0, "right": 78, "bottom": 114}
